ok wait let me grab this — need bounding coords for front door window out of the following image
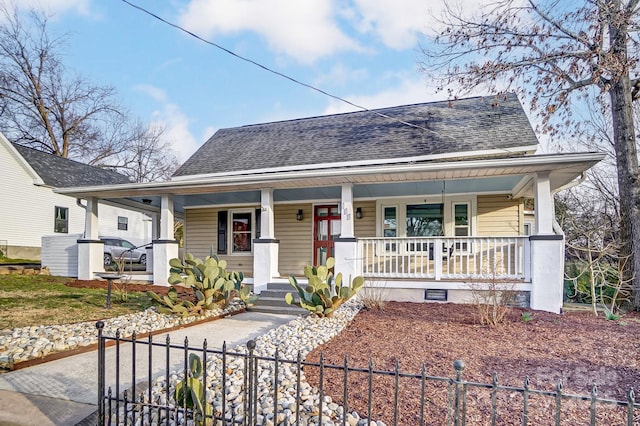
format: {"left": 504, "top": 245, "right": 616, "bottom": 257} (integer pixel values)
{"left": 313, "top": 205, "right": 340, "bottom": 266}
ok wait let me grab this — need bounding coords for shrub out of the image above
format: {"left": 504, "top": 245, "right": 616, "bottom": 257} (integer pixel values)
{"left": 285, "top": 257, "right": 364, "bottom": 317}
{"left": 468, "top": 277, "right": 517, "bottom": 326}
{"left": 359, "top": 282, "right": 388, "bottom": 310}
{"left": 148, "top": 253, "right": 257, "bottom": 317}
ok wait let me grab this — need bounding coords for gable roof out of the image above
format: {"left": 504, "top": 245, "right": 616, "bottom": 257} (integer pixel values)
{"left": 11, "top": 143, "right": 131, "bottom": 188}
{"left": 174, "top": 93, "right": 539, "bottom": 178}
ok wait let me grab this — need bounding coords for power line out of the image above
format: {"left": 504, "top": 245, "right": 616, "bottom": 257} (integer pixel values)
{"left": 118, "top": 0, "right": 439, "bottom": 135}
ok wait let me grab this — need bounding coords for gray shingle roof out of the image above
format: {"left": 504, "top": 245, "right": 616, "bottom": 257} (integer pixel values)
{"left": 12, "top": 143, "right": 131, "bottom": 187}
{"left": 174, "top": 93, "right": 538, "bottom": 177}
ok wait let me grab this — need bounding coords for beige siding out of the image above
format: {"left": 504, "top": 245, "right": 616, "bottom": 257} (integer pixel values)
{"left": 354, "top": 201, "right": 376, "bottom": 238}
{"left": 274, "top": 203, "right": 313, "bottom": 276}
{"left": 184, "top": 208, "right": 253, "bottom": 274}
{"left": 477, "top": 195, "right": 520, "bottom": 236}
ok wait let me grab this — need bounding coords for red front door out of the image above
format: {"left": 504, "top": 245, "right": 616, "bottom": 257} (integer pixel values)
{"left": 313, "top": 205, "right": 341, "bottom": 266}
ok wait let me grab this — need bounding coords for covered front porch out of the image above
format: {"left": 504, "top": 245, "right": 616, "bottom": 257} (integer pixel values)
{"left": 56, "top": 152, "right": 602, "bottom": 314}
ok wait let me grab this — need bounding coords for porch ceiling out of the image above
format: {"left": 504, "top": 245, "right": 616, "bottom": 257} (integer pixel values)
{"left": 56, "top": 152, "right": 604, "bottom": 214}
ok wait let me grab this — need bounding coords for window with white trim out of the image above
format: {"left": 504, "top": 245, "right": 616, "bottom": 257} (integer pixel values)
{"left": 453, "top": 203, "right": 470, "bottom": 236}
{"left": 117, "top": 216, "right": 128, "bottom": 231}
{"left": 54, "top": 206, "right": 68, "bottom": 233}
{"left": 453, "top": 203, "right": 470, "bottom": 251}
{"left": 231, "top": 211, "right": 253, "bottom": 253}
{"left": 383, "top": 206, "right": 398, "bottom": 251}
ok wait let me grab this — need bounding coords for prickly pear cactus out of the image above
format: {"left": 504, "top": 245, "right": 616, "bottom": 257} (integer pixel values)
{"left": 285, "top": 257, "right": 364, "bottom": 317}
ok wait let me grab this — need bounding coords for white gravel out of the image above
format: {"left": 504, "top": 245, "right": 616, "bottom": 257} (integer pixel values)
{"left": 0, "top": 301, "right": 245, "bottom": 369}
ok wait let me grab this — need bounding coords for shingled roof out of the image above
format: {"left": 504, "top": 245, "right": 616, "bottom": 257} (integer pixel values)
{"left": 174, "top": 93, "right": 538, "bottom": 178}
{"left": 12, "top": 143, "right": 131, "bottom": 188}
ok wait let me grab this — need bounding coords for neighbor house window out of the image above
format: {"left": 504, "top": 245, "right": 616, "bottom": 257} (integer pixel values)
{"left": 231, "top": 211, "right": 253, "bottom": 253}
{"left": 54, "top": 206, "right": 68, "bottom": 233}
{"left": 117, "top": 216, "right": 128, "bottom": 231}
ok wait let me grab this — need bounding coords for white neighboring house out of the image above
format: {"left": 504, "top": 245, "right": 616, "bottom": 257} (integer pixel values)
{"left": 0, "top": 132, "right": 152, "bottom": 261}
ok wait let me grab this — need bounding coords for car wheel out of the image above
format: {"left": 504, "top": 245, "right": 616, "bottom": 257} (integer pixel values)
{"left": 139, "top": 254, "right": 147, "bottom": 265}
{"left": 104, "top": 254, "right": 113, "bottom": 266}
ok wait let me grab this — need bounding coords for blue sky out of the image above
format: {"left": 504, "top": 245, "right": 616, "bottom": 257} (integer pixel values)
{"left": 18, "top": 0, "right": 492, "bottom": 162}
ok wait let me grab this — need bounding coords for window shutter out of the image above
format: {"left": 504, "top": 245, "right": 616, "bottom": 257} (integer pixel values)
{"left": 217, "top": 211, "right": 227, "bottom": 254}
{"left": 255, "top": 208, "right": 262, "bottom": 239}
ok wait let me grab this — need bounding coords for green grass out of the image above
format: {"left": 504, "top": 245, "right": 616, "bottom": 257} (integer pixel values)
{"left": 0, "top": 275, "right": 155, "bottom": 329}
{"left": 0, "top": 255, "right": 40, "bottom": 264}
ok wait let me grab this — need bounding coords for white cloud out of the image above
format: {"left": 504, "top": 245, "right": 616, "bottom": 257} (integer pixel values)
{"left": 346, "top": 0, "right": 429, "bottom": 49}
{"left": 178, "top": 0, "right": 361, "bottom": 64}
{"left": 322, "top": 75, "right": 442, "bottom": 115}
{"left": 150, "top": 103, "right": 200, "bottom": 162}
{"left": 200, "top": 126, "right": 217, "bottom": 142}
{"left": 135, "top": 84, "right": 200, "bottom": 162}
{"left": 313, "top": 63, "right": 369, "bottom": 88}
{"left": 133, "top": 84, "right": 168, "bottom": 103}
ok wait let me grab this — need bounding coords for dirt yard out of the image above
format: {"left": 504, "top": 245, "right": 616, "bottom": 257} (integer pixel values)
{"left": 305, "top": 302, "right": 640, "bottom": 425}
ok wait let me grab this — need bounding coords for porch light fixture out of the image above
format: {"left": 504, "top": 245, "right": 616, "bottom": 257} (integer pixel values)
{"left": 355, "top": 207, "right": 363, "bottom": 219}
{"left": 296, "top": 209, "right": 304, "bottom": 221}
{"left": 141, "top": 198, "right": 153, "bottom": 205}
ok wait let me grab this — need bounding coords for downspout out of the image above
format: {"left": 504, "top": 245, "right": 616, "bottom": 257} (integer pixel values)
{"left": 550, "top": 171, "right": 588, "bottom": 235}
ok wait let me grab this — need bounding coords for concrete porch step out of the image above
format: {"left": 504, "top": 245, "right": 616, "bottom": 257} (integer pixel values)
{"left": 247, "top": 304, "right": 307, "bottom": 316}
{"left": 249, "top": 282, "right": 308, "bottom": 316}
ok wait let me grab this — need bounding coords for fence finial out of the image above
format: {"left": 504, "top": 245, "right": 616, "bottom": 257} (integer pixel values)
{"left": 453, "top": 360, "right": 465, "bottom": 373}
{"left": 95, "top": 320, "right": 104, "bottom": 330}
{"left": 247, "top": 339, "right": 256, "bottom": 351}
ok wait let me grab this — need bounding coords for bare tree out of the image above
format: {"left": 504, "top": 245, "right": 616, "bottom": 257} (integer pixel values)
{"left": 0, "top": 6, "right": 177, "bottom": 181}
{"left": 421, "top": 0, "right": 640, "bottom": 308}
{"left": 559, "top": 188, "right": 633, "bottom": 314}
{"left": 93, "top": 122, "right": 179, "bottom": 183}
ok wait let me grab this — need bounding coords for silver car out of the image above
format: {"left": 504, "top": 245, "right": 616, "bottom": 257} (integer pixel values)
{"left": 100, "top": 237, "right": 147, "bottom": 266}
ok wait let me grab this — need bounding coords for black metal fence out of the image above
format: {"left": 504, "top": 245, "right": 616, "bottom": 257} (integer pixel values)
{"left": 96, "top": 321, "right": 639, "bottom": 425}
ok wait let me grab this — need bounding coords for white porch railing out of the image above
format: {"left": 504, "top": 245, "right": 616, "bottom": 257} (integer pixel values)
{"left": 358, "top": 236, "right": 530, "bottom": 280}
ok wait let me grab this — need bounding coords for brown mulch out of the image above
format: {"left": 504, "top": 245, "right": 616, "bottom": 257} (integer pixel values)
{"left": 305, "top": 302, "right": 640, "bottom": 425}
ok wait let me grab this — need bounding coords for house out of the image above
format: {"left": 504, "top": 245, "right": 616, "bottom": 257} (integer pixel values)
{"left": 56, "top": 94, "right": 603, "bottom": 313}
{"left": 0, "top": 132, "right": 152, "bottom": 262}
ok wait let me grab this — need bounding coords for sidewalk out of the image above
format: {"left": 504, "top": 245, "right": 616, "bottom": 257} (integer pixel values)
{"left": 0, "top": 311, "right": 297, "bottom": 426}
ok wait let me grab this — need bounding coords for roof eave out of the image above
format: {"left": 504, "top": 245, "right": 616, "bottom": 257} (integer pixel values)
{"left": 55, "top": 152, "right": 605, "bottom": 199}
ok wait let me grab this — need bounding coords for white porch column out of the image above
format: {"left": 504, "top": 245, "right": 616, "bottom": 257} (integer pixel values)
{"left": 534, "top": 172, "right": 554, "bottom": 234}
{"left": 84, "top": 197, "right": 99, "bottom": 240}
{"left": 78, "top": 197, "right": 104, "bottom": 279}
{"left": 253, "top": 189, "right": 279, "bottom": 293}
{"left": 340, "top": 184, "right": 355, "bottom": 238}
{"left": 260, "top": 188, "right": 275, "bottom": 239}
{"left": 335, "top": 184, "right": 358, "bottom": 280}
{"left": 529, "top": 235, "right": 564, "bottom": 313}
{"left": 529, "top": 172, "right": 564, "bottom": 313}
{"left": 153, "top": 195, "right": 178, "bottom": 286}
{"left": 334, "top": 238, "right": 359, "bottom": 282}
{"left": 145, "top": 213, "right": 159, "bottom": 273}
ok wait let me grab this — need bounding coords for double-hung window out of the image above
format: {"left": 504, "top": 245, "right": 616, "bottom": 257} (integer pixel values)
{"left": 231, "top": 211, "right": 253, "bottom": 253}
{"left": 54, "top": 206, "right": 68, "bottom": 233}
{"left": 117, "top": 216, "right": 128, "bottom": 231}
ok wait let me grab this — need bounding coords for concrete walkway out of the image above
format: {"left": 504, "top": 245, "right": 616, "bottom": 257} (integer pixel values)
{"left": 0, "top": 311, "right": 297, "bottom": 426}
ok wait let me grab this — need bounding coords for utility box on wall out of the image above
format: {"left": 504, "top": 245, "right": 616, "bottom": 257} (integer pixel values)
{"left": 41, "top": 234, "right": 82, "bottom": 277}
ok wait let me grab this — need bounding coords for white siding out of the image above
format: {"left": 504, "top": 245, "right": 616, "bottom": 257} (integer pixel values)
{"left": 0, "top": 139, "right": 151, "bottom": 251}
{"left": 41, "top": 234, "right": 81, "bottom": 277}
